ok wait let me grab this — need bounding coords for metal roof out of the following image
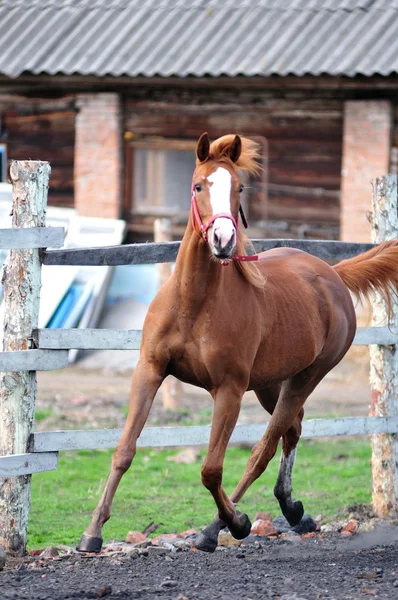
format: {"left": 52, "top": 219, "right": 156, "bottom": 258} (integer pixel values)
{"left": 0, "top": 0, "right": 398, "bottom": 79}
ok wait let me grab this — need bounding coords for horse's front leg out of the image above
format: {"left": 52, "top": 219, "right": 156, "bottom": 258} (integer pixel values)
{"left": 77, "top": 360, "right": 164, "bottom": 552}
{"left": 194, "top": 384, "right": 249, "bottom": 553}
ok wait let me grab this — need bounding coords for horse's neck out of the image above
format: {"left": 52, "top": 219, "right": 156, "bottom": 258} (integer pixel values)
{"left": 173, "top": 223, "right": 223, "bottom": 313}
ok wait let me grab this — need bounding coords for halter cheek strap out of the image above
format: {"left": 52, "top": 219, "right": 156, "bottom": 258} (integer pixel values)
{"left": 190, "top": 178, "right": 259, "bottom": 265}
{"left": 191, "top": 183, "right": 238, "bottom": 240}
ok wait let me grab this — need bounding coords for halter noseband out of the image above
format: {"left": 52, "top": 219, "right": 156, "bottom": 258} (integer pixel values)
{"left": 190, "top": 175, "right": 259, "bottom": 265}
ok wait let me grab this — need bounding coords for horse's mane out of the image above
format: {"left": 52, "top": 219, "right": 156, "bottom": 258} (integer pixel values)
{"left": 206, "top": 135, "right": 262, "bottom": 176}
{"left": 206, "top": 135, "right": 265, "bottom": 290}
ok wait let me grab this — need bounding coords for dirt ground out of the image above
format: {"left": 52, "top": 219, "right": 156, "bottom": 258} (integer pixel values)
{"left": 35, "top": 345, "right": 371, "bottom": 432}
{"left": 1, "top": 343, "right": 394, "bottom": 599}
{"left": 2, "top": 526, "right": 398, "bottom": 600}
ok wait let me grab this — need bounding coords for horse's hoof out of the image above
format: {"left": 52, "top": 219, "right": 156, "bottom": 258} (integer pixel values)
{"left": 193, "top": 531, "right": 218, "bottom": 553}
{"left": 228, "top": 511, "right": 252, "bottom": 540}
{"left": 76, "top": 533, "right": 103, "bottom": 553}
{"left": 284, "top": 500, "right": 304, "bottom": 527}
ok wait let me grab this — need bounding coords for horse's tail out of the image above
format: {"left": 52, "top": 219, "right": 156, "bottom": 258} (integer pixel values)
{"left": 333, "top": 239, "right": 398, "bottom": 319}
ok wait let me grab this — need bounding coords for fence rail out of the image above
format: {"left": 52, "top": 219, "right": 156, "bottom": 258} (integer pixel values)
{"left": 1, "top": 415, "right": 397, "bottom": 477}
{"left": 42, "top": 239, "right": 376, "bottom": 266}
{"left": 0, "top": 226, "right": 64, "bottom": 249}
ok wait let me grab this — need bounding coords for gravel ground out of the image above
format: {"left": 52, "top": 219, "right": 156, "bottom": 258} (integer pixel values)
{"left": 2, "top": 526, "right": 398, "bottom": 600}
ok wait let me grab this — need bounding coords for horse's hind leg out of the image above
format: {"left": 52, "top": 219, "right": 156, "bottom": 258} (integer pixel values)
{"left": 255, "top": 387, "right": 305, "bottom": 526}
{"left": 77, "top": 361, "right": 164, "bottom": 552}
{"left": 274, "top": 408, "right": 304, "bottom": 526}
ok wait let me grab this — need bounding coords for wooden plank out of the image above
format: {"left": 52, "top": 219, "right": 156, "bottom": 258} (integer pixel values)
{"left": 0, "top": 349, "right": 69, "bottom": 371}
{"left": 0, "top": 452, "right": 58, "bottom": 478}
{"left": 353, "top": 327, "right": 398, "bottom": 346}
{"left": 0, "top": 227, "right": 64, "bottom": 249}
{"left": 32, "top": 416, "right": 398, "bottom": 453}
{"left": 42, "top": 239, "right": 375, "bottom": 267}
{"left": 33, "top": 326, "right": 394, "bottom": 351}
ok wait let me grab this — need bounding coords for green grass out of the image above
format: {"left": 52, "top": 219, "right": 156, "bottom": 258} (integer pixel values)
{"left": 34, "top": 407, "right": 57, "bottom": 422}
{"left": 28, "top": 438, "right": 372, "bottom": 549}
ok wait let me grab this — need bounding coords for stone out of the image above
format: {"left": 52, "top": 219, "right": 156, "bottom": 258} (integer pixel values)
{"left": 341, "top": 519, "right": 358, "bottom": 536}
{"left": 125, "top": 531, "right": 147, "bottom": 545}
{"left": 0, "top": 545, "right": 6, "bottom": 570}
{"left": 41, "top": 546, "right": 59, "bottom": 559}
{"left": 254, "top": 511, "right": 274, "bottom": 521}
{"left": 151, "top": 533, "right": 179, "bottom": 546}
{"left": 272, "top": 514, "right": 317, "bottom": 535}
{"left": 217, "top": 532, "right": 242, "bottom": 547}
{"left": 301, "top": 532, "right": 317, "bottom": 540}
{"left": 279, "top": 533, "right": 301, "bottom": 544}
{"left": 178, "top": 528, "right": 197, "bottom": 538}
{"left": 251, "top": 519, "right": 278, "bottom": 537}
{"left": 95, "top": 586, "right": 112, "bottom": 598}
{"left": 160, "top": 579, "right": 178, "bottom": 588}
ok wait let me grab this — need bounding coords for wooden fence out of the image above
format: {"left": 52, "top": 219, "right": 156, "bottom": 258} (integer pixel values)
{"left": 0, "top": 161, "right": 397, "bottom": 554}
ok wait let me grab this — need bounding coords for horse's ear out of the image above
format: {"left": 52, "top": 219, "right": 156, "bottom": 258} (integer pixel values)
{"left": 196, "top": 132, "right": 210, "bottom": 162}
{"left": 228, "top": 135, "right": 242, "bottom": 163}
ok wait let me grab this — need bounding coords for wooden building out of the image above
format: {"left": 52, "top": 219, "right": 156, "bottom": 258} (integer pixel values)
{"left": 0, "top": 0, "right": 398, "bottom": 242}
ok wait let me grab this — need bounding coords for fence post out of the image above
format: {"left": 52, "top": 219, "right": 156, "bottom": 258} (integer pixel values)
{"left": 154, "top": 218, "right": 182, "bottom": 411}
{"left": 369, "top": 174, "right": 398, "bottom": 517}
{"left": 0, "top": 161, "right": 50, "bottom": 555}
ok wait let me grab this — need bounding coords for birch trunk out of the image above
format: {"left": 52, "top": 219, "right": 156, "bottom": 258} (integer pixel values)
{"left": 0, "top": 161, "right": 50, "bottom": 554}
{"left": 369, "top": 175, "right": 398, "bottom": 517}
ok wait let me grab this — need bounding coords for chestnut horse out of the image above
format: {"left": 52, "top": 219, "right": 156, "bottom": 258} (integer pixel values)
{"left": 78, "top": 133, "right": 398, "bottom": 554}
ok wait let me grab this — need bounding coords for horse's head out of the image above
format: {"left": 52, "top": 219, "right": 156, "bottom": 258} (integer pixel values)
{"left": 191, "top": 132, "right": 245, "bottom": 260}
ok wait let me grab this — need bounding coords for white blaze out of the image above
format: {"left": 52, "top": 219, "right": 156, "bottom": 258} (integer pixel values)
{"left": 207, "top": 167, "right": 235, "bottom": 248}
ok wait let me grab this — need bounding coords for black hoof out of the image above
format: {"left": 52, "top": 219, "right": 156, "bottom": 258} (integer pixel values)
{"left": 282, "top": 500, "right": 304, "bottom": 527}
{"left": 228, "top": 511, "right": 252, "bottom": 540}
{"left": 76, "top": 533, "right": 103, "bottom": 553}
{"left": 193, "top": 531, "right": 218, "bottom": 553}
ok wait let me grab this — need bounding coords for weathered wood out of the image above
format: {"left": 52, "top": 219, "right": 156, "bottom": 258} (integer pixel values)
{"left": 353, "top": 327, "right": 398, "bottom": 346}
{"left": 31, "top": 417, "right": 398, "bottom": 453}
{"left": 32, "top": 328, "right": 142, "bottom": 350}
{"left": 4, "top": 106, "right": 75, "bottom": 209}
{"left": 0, "top": 160, "right": 50, "bottom": 555}
{"left": 369, "top": 174, "right": 398, "bottom": 518}
{"left": 32, "top": 326, "right": 394, "bottom": 351}
{"left": 42, "top": 239, "right": 375, "bottom": 266}
{"left": 0, "top": 453, "right": 58, "bottom": 478}
{"left": 0, "top": 349, "right": 69, "bottom": 371}
{"left": 154, "top": 218, "right": 182, "bottom": 411}
{"left": 0, "top": 227, "right": 64, "bottom": 249}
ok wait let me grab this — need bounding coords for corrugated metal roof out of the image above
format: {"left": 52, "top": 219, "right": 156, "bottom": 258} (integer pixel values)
{"left": 0, "top": 1, "right": 398, "bottom": 78}
{"left": 2, "top": 1, "right": 398, "bottom": 9}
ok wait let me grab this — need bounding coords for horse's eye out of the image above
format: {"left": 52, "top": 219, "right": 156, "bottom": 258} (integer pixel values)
{"left": 239, "top": 184, "right": 244, "bottom": 193}
{"left": 194, "top": 184, "right": 202, "bottom": 193}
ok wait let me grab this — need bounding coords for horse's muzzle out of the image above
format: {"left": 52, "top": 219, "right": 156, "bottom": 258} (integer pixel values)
{"left": 211, "top": 222, "right": 236, "bottom": 259}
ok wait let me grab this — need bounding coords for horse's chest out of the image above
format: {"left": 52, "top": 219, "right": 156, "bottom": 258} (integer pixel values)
{"left": 166, "top": 331, "right": 236, "bottom": 390}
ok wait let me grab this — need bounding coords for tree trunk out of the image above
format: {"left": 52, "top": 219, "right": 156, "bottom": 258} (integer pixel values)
{"left": 0, "top": 161, "right": 50, "bottom": 555}
{"left": 369, "top": 175, "right": 398, "bottom": 517}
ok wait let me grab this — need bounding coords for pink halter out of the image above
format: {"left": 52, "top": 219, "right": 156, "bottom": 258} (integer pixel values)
{"left": 190, "top": 176, "right": 259, "bottom": 265}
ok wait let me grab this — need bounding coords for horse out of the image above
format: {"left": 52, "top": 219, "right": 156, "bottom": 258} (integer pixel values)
{"left": 77, "top": 132, "right": 398, "bottom": 554}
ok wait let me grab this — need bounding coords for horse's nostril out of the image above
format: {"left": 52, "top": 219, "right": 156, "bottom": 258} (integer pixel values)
{"left": 214, "top": 229, "right": 221, "bottom": 246}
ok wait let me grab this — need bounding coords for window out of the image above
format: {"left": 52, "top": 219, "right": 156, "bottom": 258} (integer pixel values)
{"left": 0, "top": 144, "right": 7, "bottom": 182}
{"left": 129, "top": 139, "right": 197, "bottom": 217}
{"left": 126, "top": 136, "right": 267, "bottom": 225}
